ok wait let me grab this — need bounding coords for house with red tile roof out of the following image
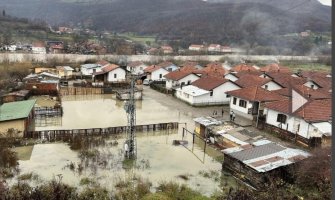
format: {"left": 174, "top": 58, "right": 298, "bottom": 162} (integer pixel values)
{"left": 175, "top": 76, "right": 241, "bottom": 106}
{"left": 161, "top": 45, "right": 173, "bottom": 54}
{"left": 200, "top": 62, "right": 226, "bottom": 78}
{"left": 93, "top": 64, "right": 126, "bottom": 82}
{"left": 231, "top": 64, "right": 258, "bottom": 72}
{"left": 235, "top": 74, "right": 284, "bottom": 91}
{"left": 180, "top": 61, "right": 203, "bottom": 70}
{"left": 164, "top": 70, "right": 200, "bottom": 90}
{"left": 226, "top": 86, "right": 287, "bottom": 120}
{"left": 264, "top": 98, "right": 331, "bottom": 146}
{"left": 144, "top": 65, "right": 169, "bottom": 81}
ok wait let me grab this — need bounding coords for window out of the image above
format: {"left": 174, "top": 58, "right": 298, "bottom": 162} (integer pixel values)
{"left": 210, "top": 90, "right": 213, "bottom": 96}
{"left": 187, "top": 80, "right": 191, "bottom": 85}
{"left": 233, "top": 97, "right": 237, "bottom": 105}
{"left": 239, "top": 100, "right": 247, "bottom": 108}
{"left": 264, "top": 85, "right": 268, "bottom": 90}
{"left": 181, "top": 82, "right": 185, "bottom": 86}
{"left": 276, "top": 114, "right": 287, "bottom": 124}
{"left": 311, "top": 85, "right": 315, "bottom": 89}
{"left": 114, "top": 74, "right": 117, "bottom": 78}
{"left": 159, "top": 74, "right": 162, "bottom": 78}
{"left": 226, "top": 94, "right": 231, "bottom": 98}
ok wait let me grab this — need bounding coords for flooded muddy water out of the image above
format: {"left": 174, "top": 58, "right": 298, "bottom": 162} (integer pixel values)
{"left": 34, "top": 94, "right": 192, "bottom": 131}
{"left": 13, "top": 132, "right": 237, "bottom": 196}
{"left": 17, "top": 90, "right": 237, "bottom": 196}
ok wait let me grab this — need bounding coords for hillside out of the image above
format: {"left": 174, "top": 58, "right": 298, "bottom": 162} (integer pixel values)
{"left": 0, "top": 0, "right": 331, "bottom": 46}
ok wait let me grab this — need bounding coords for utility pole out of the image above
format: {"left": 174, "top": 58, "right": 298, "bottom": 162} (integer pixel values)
{"left": 124, "top": 63, "right": 137, "bottom": 159}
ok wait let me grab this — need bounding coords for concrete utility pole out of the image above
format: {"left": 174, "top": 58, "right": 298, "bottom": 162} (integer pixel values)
{"left": 124, "top": 69, "right": 137, "bottom": 159}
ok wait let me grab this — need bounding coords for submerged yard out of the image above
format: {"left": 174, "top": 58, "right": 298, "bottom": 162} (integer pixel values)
{"left": 10, "top": 88, "right": 238, "bottom": 196}
{"left": 12, "top": 132, "right": 237, "bottom": 196}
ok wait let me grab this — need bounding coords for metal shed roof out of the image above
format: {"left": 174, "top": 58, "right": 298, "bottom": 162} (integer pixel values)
{"left": 227, "top": 142, "right": 285, "bottom": 161}
{"left": 0, "top": 100, "right": 36, "bottom": 122}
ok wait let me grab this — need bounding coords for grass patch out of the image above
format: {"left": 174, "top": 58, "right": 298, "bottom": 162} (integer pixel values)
{"left": 280, "top": 62, "right": 331, "bottom": 72}
{"left": 80, "top": 177, "right": 96, "bottom": 186}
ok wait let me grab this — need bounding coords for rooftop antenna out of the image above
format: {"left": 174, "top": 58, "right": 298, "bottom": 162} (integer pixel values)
{"left": 124, "top": 58, "right": 137, "bottom": 159}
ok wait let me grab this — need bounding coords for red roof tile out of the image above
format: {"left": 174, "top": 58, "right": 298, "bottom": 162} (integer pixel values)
{"left": 231, "top": 64, "right": 257, "bottom": 72}
{"left": 200, "top": 63, "right": 226, "bottom": 77}
{"left": 260, "top": 63, "right": 291, "bottom": 73}
{"left": 273, "top": 85, "right": 331, "bottom": 99}
{"left": 265, "top": 98, "right": 332, "bottom": 123}
{"left": 235, "top": 74, "right": 271, "bottom": 88}
{"left": 265, "top": 99, "right": 291, "bottom": 114}
{"left": 295, "top": 99, "right": 332, "bottom": 122}
{"left": 94, "top": 64, "right": 119, "bottom": 75}
{"left": 227, "top": 86, "right": 287, "bottom": 102}
{"left": 191, "top": 76, "right": 230, "bottom": 91}
{"left": 164, "top": 71, "right": 198, "bottom": 81}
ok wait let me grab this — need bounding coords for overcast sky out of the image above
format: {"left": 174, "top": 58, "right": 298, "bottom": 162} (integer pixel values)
{"left": 318, "top": 0, "right": 331, "bottom": 6}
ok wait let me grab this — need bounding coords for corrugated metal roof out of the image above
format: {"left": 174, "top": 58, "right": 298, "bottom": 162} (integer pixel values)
{"left": 193, "top": 116, "right": 222, "bottom": 127}
{"left": 0, "top": 100, "right": 36, "bottom": 122}
{"left": 227, "top": 143, "right": 285, "bottom": 161}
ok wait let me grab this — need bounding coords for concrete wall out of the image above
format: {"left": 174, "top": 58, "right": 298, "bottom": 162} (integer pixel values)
{"left": 0, "top": 53, "right": 320, "bottom": 64}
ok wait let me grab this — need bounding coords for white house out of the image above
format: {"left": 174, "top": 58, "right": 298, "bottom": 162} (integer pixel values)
{"left": 207, "top": 44, "right": 221, "bottom": 52}
{"left": 226, "top": 86, "right": 286, "bottom": 120}
{"left": 144, "top": 65, "right": 169, "bottom": 81}
{"left": 235, "top": 74, "right": 284, "bottom": 91}
{"left": 175, "top": 76, "right": 241, "bottom": 106}
{"left": 264, "top": 99, "right": 331, "bottom": 145}
{"left": 127, "top": 61, "right": 148, "bottom": 75}
{"left": 93, "top": 64, "right": 126, "bottom": 82}
{"left": 164, "top": 71, "right": 200, "bottom": 89}
{"left": 80, "top": 64, "right": 104, "bottom": 76}
{"left": 189, "top": 44, "right": 205, "bottom": 51}
{"left": 31, "top": 42, "right": 46, "bottom": 54}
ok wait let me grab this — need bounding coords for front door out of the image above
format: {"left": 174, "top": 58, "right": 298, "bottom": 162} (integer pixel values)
{"left": 252, "top": 102, "right": 259, "bottom": 115}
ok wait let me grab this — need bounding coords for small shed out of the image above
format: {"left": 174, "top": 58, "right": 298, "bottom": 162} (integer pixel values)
{"left": 1, "top": 90, "right": 31, "bottom": 103}
{"left": 0, "top": 100, "right": 36, "bottom": 137}
{"left": 193, "top": 116, "right": 222, "bottom": 138}
{"left": 222, "top": 141, "right": 310, "bottom": 188}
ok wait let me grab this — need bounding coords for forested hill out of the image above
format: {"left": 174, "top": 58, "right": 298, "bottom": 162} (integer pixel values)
{"left": 0, "top": 0, "right": 331, "bottom": 44}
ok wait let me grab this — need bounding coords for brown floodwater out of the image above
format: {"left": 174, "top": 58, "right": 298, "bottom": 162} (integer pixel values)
{"left": 34, "top": 94, "right": 193, "bottom": 131}
{"left": 13, "top": 132, "right": 237, "bottom": 196}
{"left": 14, "top": 92, "right": 238, "bottom": 196}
